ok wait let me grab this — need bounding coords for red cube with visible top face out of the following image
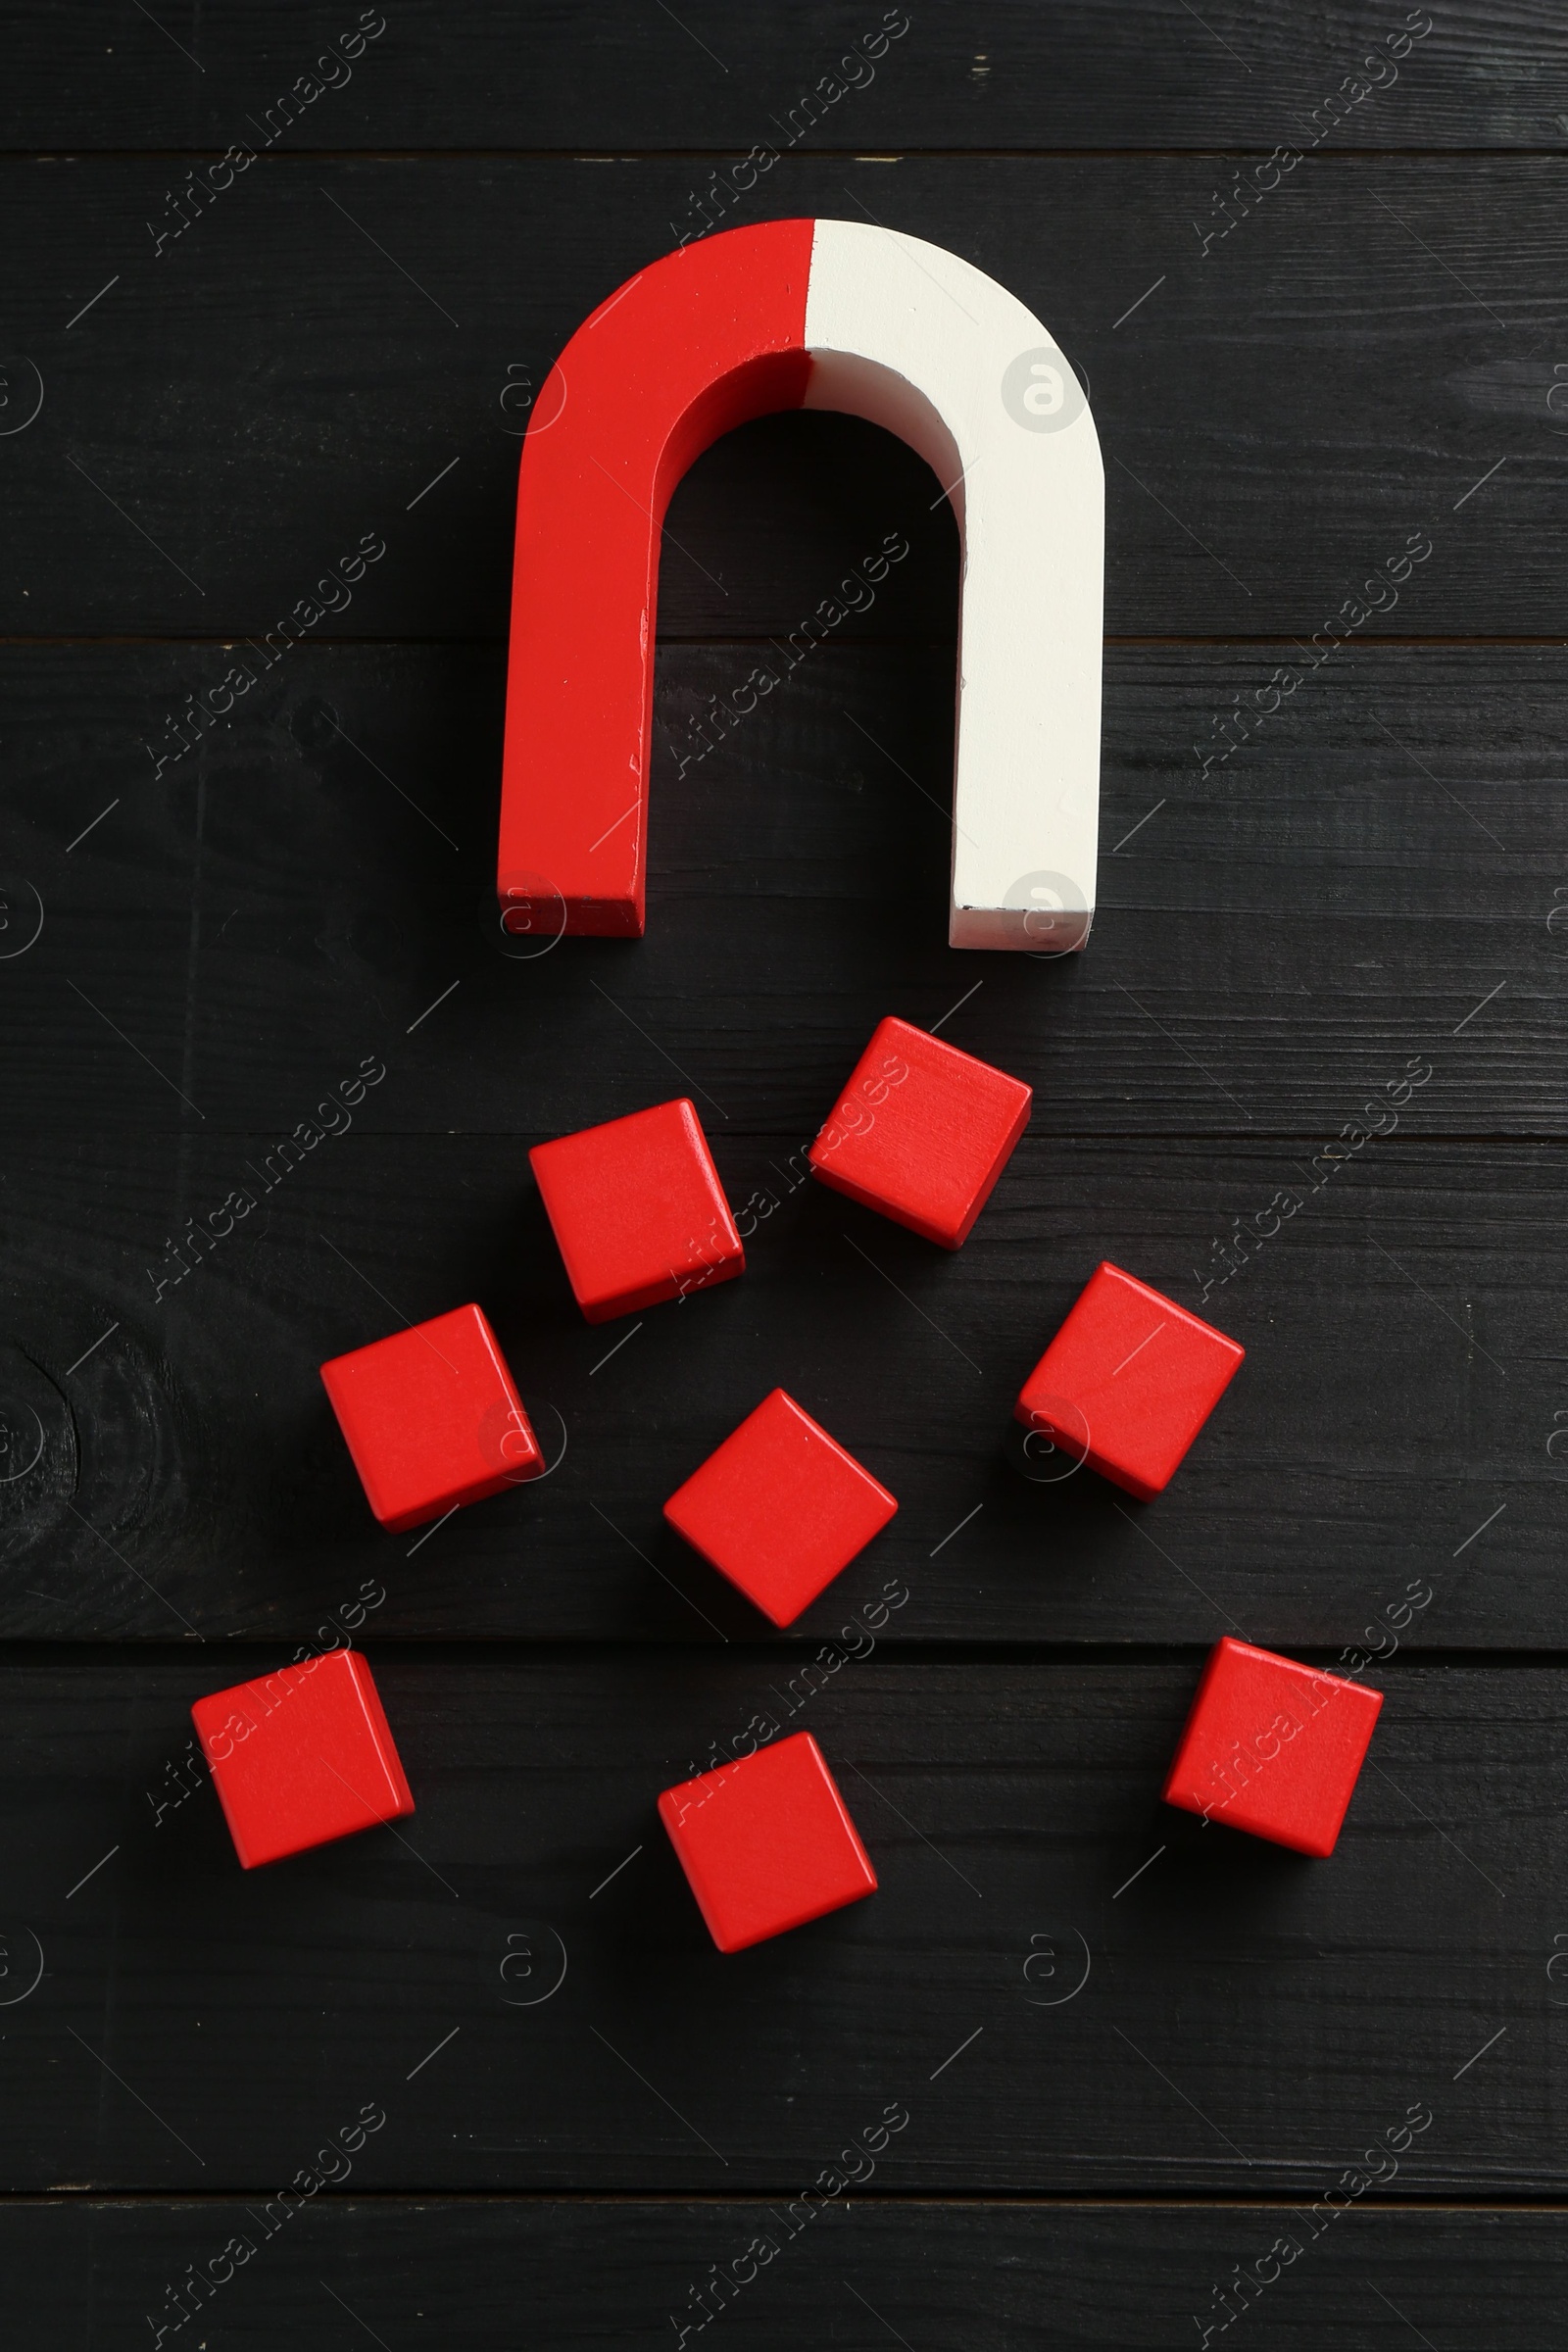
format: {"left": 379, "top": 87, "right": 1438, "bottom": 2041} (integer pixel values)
{"left": 808, "top": 1014, "right": 1031, "bottom": 1249}
{"left": 662, "top": 1388, "right": 898, "bottom": 1628}
{"left": 1014, "top": 1262, "right": 1244, "bottom": 1499}
{"left": 529, "top": 1097, "right": 744, "bottom": 1323}
{"left": 192, "top": 1648, "right": 415, "bottom": 1870}
{"left": 320, "top": 1301, "right": 543, "bottom": 1533}
{"left": 658, "top": 1731, "right": 877, "bottom": 1952}
{"left": 1163, "top": 1637, "right": 1383, "bottom": 1857}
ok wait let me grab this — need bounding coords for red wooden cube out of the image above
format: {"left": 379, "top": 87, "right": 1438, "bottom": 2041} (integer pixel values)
{"left": 529, "top": 1097, "right": 743, "bottom": 1323}
{"left": 192, "top": 1648, "right": 415, "bottom": 1870}
{"left": 808, "top": 1014, "right": 1031, "bottom": 1249}
{"left": 1163, "top": 1636, "right": 1383, "bottom": 1857}
{"left": 658, "top": 1731, "right": 877, "bottom": 1952}
{"left": 1014, "top": 1262, "right": 1244, "bottom": 1498}
{"left": 320, "top": 1301, "right": 543, "bottom": 1533}
{"left": 662, "top": 1388, "right": 898, "bottom": 1628}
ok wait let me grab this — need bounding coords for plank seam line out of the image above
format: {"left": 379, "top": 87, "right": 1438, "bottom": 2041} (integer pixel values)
{"left": 6, "top": 2188, "right": 1568, "bottom": 2210}
{"left": 9, "top": 145, "right": 1568, "bottom": 162}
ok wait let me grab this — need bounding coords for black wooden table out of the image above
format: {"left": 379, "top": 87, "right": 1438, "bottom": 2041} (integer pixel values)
{"left": 3, "top": 5, "right": 1565, "bottom": 2342}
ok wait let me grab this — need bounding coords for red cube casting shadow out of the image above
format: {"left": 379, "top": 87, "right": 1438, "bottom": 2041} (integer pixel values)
{"left": 659, "top": 1731, "right": 877, "bottom": 1952}
{"left": 1014, "top": 1262, "right": 1244, "bottom": 1499}
{"left": 662, "top": 1389, "right": 898, "bottom": 1628}
{"left": 1163, "top": 1637, "right": 1383, "bottom": 1858}
{"left": 192, "top": 1649, "right": 416, "bottom": 1870}
{"left": 529, "top": 1097, "right": 744, "bottom": 1323}
{"left": 320, "top": 1301, "right": 543, "bottom": 1533}
{"left": 808, "top": 1014, "right": 1031, "bottom": 1250}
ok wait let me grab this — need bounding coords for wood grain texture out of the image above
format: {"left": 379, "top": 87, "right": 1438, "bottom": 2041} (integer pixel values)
{"left": 3, "top": 3, "right": 1563, "bottom": 153}
{"left": 3, "top": 1, "right": 1562, "bottom": 2314}
{"left": 8, "top": 2198, "right": 1568, "bottom": 2348}
{"left": 2, "top": 159, "right": 1563, "bottom": 638}
{"left": 0, "top": 1650, "right": 1553, "bottom": 2197}
{"left": 0, "top": 1128, "right": 1550, "bottom": 1645}
{"left": 0, "top": 642, "right": 1559, "bottom": 1138}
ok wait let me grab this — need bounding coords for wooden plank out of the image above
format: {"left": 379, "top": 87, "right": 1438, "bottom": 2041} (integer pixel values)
{"left": 9, "top": 2196, "right": 1568, "bottom": 2348}
{"left": 2, "top": 3, "right": 1557, "bottom": 153}
{"left": 0, "top": 1651, "right": 1552, "bottom": 2195}
{"left": 5, "top": 159, "right": 1564, "bottom": 637}
{"left": 0, "top": 1125, "right": 1553, "bottom": 1644}
{"left": 5, "top": 0, "right": 1560, "bottom": 2308}
{"left": 0, "top": 641, "right": 1560, "bottom": 1142}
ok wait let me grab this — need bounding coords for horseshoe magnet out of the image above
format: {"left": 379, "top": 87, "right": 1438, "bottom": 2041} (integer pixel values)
{"left": 499, "top": 217, "right": 1103, "bottom": 951}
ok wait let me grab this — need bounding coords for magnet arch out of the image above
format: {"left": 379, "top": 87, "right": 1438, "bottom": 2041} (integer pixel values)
{"left": 498, "top": 218, "right": 1103, "bottom": 952}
